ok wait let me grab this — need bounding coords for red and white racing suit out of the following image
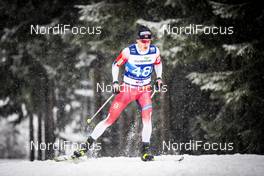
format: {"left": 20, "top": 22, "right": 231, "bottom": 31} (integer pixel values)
{"left": 90, "top": 43, "right": 162, "bottom": 143}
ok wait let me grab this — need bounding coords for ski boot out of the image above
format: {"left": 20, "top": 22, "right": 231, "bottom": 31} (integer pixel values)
{"left": 72, "top": 136, "right": 95, "bottom": 158}
{"left": 141, "top": 142, "right": 154, "bottom": 161}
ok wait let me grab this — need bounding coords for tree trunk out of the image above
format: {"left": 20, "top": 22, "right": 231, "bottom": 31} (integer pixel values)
{"left": 37, "top": 111, "right": 42, "bottom": 160}
{"left": 29, "top": 112, "right": 34, "bottom": 161}
{"left": 44, "top": 78, "right": 55, "bottom": 160}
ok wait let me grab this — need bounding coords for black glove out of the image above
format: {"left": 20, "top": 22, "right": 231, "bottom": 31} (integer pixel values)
{"left": 155, "top": 77, "right": 163, "bottom": 92}
{"left": 112, "top": 81, "right": 120, "bottom": 94}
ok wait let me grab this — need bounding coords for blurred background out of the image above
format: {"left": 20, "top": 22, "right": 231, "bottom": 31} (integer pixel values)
{"left": 0, "top": 0, "right": 263, "bottom": 161}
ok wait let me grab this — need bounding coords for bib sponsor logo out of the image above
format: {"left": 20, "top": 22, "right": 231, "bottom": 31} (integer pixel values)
{"left": 134, "top": 58, "right": 152, "bottom": 63}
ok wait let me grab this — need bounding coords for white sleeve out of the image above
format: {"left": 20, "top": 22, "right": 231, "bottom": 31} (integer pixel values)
{"left": 112, "top": 48, "right": 129, "bottom": 82}
{"left": 154, "top": 62, "right": 162, "bottom": 78}
{"left": 154, "top": 47, "right": 162, "bottom": 78}
{"left": 112, "top": 63, "right": 119, "bottom": 82}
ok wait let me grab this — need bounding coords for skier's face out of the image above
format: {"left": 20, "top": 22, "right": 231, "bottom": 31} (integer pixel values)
{"left": 137, "top": 39, "right": 151, "bottom": 50}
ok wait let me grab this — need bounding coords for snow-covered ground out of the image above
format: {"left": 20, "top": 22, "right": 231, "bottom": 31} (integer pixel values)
{"left": 0, "top": 154, "right": 264, "bottom": 176}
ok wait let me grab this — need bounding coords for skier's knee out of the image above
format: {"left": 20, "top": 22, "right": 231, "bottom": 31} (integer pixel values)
{"left": 104, "top": 113, "right": 116, "bottom": 126}
{"left": 141, "top": 104, "right": 152, "bottom": 111}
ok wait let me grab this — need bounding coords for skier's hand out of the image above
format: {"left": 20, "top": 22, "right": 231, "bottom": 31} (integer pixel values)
{"left": 155, "top": 77, "right": 163, "bottom": 92}
{"left": 112, "top": 81, "right": 120, "bottom": 94}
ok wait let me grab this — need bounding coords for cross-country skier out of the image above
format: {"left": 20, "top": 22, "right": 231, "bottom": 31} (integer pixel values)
{"left": 73, "top": 25, "right": 163, "bottom": 161}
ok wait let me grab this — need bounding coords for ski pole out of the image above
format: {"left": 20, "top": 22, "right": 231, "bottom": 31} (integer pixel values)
{"left": 151, "top": 90, "right": 156, "bottom": 98}
{"left": 87, "top": 94, "right": 115, "bottom": 124}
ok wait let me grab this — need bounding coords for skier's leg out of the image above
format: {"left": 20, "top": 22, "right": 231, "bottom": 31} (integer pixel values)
{"left": 137, "top": 91, "right": 152, "bottom": 143}
{"left": 90, "top": 89, "right": 135, "bottom": 140}
{"left": 137, "top": 91, "right": 154, "bottom": 161}
{"left": 73, "top": 90, "right": 134, "bottom": 158}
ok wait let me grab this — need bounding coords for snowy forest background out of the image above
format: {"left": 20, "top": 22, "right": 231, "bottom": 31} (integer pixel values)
{"left": 0, "top": 0, "right": 263, "bottom": 161}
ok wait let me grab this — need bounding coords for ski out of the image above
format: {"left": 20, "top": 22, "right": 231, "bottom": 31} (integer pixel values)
{"left": 54, "top": 155, "right": 84, "bottom": 162}
{"left": 141, "top": 155, "right": 184, "bottom": 162}
{"left": 152, "top": 155, "right": 184, "bottom": 162}
{"left": 54, "top": 155, "right": 73, "bottom": 162}
{"left": 53, "top": 155, "right": 184, "bottom": 162}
